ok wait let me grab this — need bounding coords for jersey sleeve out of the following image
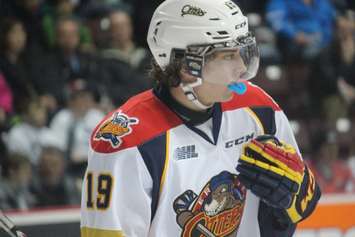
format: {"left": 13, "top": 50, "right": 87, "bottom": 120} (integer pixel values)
{"left": 80, "top": 147, "right": 153, "bottom": 237}
{"left": 274, "top": 110, "right": 301, "bottom": 156}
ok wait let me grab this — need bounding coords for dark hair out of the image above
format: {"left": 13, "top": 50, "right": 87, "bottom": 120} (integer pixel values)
{"left": 41, "top": 146, "right": 64, "bottom": 159}
{"left": 20, "top": 97, "right": 41, "bottom": 115}
{"left": 108, "top": 8, "right": 132, "bottom": 18}
{"left": 2, "top": 153, "right": 31, "bottom": 178}
{"left": 0, "top": 17, "right": 23, "bottom": 53}
{"left": 55, "top": 15, "right": 80, "bottom": 31}
{"left": 149, "top": 58, "right": 183, "bottom": 87}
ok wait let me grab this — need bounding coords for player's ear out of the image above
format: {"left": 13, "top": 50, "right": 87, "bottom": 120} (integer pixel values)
{"left": 179, "top": 68, "right": 198, "bottom": 84}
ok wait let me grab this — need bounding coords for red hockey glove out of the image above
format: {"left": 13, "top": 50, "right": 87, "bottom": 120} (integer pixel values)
{"left": 236, "top": 135, "right": 321, "bottom": 223}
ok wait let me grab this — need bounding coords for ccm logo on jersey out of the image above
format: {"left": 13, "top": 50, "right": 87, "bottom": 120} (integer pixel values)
{"left": 225, "top": 133, "right": 254, "bottom": 148}
{"left": 94, "top": 111, "right": 139, "bottom": 148}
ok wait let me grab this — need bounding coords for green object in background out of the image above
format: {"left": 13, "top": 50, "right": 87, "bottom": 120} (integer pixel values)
{"left": 42, "top": 13, "right": 93, "bottom": 49}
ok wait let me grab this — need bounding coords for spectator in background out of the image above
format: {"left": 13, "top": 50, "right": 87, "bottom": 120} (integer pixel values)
{"left": 0, "top": 0, "right": 46, "bottom": 54}
{"left": 344, "top": 100, "right": 355, "bottom": 188}
{"left": 308, "top": 12, "right": 355, "bottom": 121}
{"left": 348, "top": 140, "right": 355, "bottom": 185}
{"left": 32, "top": 146, "right": 80, "bottom": 207}
{"left": 102, "top": 10, "right": 150, "bottom": 73}
{"left": 0, "top": 18, "right": 34, "bottom": 114}
{"left": 233, "top": 0, "right": 268, "bottom": 15}
{"left": 5, "top": 98, "right": 49, "bottom": 166}
{"left": 266, "top": 0, "right": 336, "bottom": 64}
{"left": 0, "top": 73, "right": 13, "bottom": 151}
{"left": 76, "top": 0, "right": 131, "bottom": 17}
{"left": 74, "top": 0, "right": 133, "bottom": 49}
{"left": 336, "top": 13, "right": 355, "bottom": 105}
{"left": 99, "top": 10, "right": 152, "bottom": 106}
{"left": 0, "top": 153, "right": 35, "bottom": 211}
{"left": 332, "top": 0, "right": 355, "bottom": 14}
{"left": 0, "top": 138, "right": 8, "bottom": 170}
{"left": 49, "top": 79, "right": 104, "bottom": 178}
{"left": 307, "top": 131, "right": 354, "bottom": 193}
{"left": 0, "top": 72, "right": 13, "bottom": 120}
{"left": 0, "top": 72, "right": 12, "bottom": 169}
{"left": 41, "top": 0, "right": 93, "bottom": 51}
{"left": 33, "top": 17, "right": 100, "bottom": 109}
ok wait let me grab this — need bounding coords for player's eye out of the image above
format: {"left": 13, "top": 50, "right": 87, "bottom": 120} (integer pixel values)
{"left": 223, "top": 53, "right": 236, "bottom": 60}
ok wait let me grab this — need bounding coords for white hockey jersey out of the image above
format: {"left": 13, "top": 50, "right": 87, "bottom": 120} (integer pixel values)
{"left": 80, "top": 82, "right": 301, "bottom": 237}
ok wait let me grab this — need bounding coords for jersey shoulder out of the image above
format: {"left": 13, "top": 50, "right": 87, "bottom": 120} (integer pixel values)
{"left": 222, "top": 82, "right": 281, "bottom": 112}
{"left": 90, "top": 90, "right": 182, "bottom": 153}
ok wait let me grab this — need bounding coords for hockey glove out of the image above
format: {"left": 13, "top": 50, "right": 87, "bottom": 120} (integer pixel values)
{"left": 236, "top": 135, "right": 321, "bottom": 223}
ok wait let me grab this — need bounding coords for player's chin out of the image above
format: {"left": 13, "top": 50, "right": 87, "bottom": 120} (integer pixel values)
{"left": 219, "top": 89, "right": 234, "bottom": 102}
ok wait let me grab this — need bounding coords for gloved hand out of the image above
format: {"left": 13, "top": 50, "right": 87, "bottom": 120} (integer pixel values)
{"left": 236, "top": 135, "right": 320, "bottom": 223}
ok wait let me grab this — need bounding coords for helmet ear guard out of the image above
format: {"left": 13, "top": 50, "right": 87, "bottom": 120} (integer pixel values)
{"left": 170, "top": 48, "right": 205, "bottom": 78}
{"left": 185, "top": 53, "right": 204, "bottom": 78}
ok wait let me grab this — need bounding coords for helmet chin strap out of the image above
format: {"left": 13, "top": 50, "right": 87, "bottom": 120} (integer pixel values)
{"left": 180, "top": 77, "right": 213, "bottom": 110}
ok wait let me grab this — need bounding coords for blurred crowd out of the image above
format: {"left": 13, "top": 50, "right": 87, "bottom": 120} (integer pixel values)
{"left": 0, "top": 0, "right": 354, "bottom": 211}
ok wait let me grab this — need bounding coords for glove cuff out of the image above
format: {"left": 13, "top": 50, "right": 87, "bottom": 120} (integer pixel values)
{"left": 286, "top": 165, "right": 321, "bottom": 223}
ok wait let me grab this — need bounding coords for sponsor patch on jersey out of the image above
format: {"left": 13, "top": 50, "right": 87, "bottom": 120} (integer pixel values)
{"left": 94, "top": 111, "right": 139, "bottom": 148}
{"left": 174, "top": 145, "right": 198, "bottom": 161}
{"left": 173, "top": 171, "right": 246, "bottom": 237}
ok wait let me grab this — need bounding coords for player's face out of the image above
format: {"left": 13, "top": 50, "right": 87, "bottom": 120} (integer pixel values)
{"left": 202, "top": 48, "right": 247, "bottom": 86}
{"left": 195, "top": 49, "right": 247, "bottom": 104}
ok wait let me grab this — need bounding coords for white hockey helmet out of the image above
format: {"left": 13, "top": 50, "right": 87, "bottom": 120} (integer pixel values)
{"left": 147, "top": 0, "right": 259, "bottom": 80}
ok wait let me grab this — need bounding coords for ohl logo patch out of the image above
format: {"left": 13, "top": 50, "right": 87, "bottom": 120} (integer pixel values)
{"left": 94, "top": 111, "right": 138, "bottom": 148}
{"left": 173, "top": 171, "right": 246, "bottom": 237}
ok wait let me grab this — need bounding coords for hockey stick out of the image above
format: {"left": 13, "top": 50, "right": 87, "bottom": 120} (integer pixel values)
{"left": 0, "top": 210, "right": 27, "bottom": 237}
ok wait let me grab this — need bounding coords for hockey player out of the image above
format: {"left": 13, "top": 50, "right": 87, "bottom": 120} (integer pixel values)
{"left": 80, "top": 0, "right": 321, "bottom": 236}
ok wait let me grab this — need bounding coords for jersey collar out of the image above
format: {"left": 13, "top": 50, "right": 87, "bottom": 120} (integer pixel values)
{"left": 153, "top": 85, "right": 222, "bottom": 145}
{"left": 153, "top": 84, "right": 213, "bottom": 126}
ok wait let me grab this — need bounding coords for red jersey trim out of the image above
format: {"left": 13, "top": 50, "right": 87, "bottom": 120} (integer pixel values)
{"left": 90, "top": 90, "right": 182, "bottom": 153}
{"left": 222, "top": 82, "right": 281, "bottom": 112}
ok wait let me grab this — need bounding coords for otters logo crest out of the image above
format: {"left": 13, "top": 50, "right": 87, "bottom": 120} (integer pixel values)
{"left": 173, "top": 171, "right": 246, "bottom": 237}
{"left": 94, "top": 111, "right": 138, "bottom": 148}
